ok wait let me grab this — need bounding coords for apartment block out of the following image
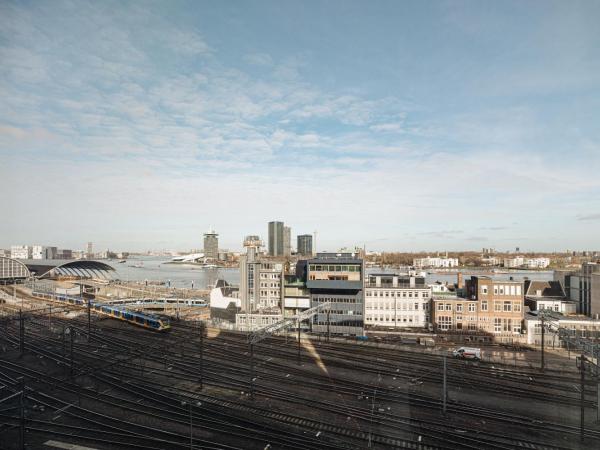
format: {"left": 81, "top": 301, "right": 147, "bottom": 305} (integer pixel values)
{"left": 413, "top": 256, "right": 458, "bottom": 269}
{"left": 364, "top": 273, "right": 431, "bottom": 328}
{"left": 432, "top": 276, "right": 525, "bottom": 342}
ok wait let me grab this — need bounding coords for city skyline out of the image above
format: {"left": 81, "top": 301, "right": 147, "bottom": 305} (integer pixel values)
{"left": 1, "top": 0, "right": 600, "bottom": 252}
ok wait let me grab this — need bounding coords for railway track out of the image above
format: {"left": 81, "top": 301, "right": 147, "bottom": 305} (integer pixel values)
{"left": 1, "top": 306, "right": 598, "bottom": 449}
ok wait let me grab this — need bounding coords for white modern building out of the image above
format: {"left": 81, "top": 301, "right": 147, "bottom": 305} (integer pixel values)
{"left": 413, "top": 257, "right": 459, "bottom": 269}
{"left": 11, "top": 245, "right": 32, "bottom": 259}
{"left": 365, "top": 273, "right": 431, "bottom": 328}
{"left": 503, "top": 256, "right": 525, "bottom": 268}
{"left": 525, "top": 258, "right": 550, "bottom": 269}
{"left": 524, "top": 312, "right": 600, "bottom": 346}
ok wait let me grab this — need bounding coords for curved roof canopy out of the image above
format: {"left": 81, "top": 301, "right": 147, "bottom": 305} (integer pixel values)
{"left": 0, "top": 256, "right": 32, "bottom": 280}
{"left": 19, "top": 259, "right": 115, "bottom": 279}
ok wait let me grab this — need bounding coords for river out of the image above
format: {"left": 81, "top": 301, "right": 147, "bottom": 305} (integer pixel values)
{"left": 110, "top": 256, "right": 553, "bottom": 290}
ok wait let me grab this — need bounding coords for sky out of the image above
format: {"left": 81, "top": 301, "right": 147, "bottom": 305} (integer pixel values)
{"left": 1, "top": 0, "right": 600, "bottom": 253}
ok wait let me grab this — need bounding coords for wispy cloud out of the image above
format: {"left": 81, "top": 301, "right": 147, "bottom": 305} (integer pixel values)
{"left": 577, "top": 213, "right": 600, "bottom": 221}
{"left": 1, "top": 0, "right": 599, "bottom": 251}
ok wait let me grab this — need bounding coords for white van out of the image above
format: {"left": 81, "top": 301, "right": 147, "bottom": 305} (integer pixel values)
{"left": 452, "top": 347, "right": 481, "bottom": 360}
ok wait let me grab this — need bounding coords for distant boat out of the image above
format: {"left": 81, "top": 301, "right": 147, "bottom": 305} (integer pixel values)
{"left": 131, "top": 262, "right": 144, "bottom": 268}
{"left": 118, "top": 260, "right": 126, "bottom": 264}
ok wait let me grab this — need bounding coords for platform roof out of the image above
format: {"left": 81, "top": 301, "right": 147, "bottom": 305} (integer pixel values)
{"left": 18, "top": 259, "right": 116, "bottom": 279}
{"left": 0, "top": 256, "right": 32, "bottom": 280}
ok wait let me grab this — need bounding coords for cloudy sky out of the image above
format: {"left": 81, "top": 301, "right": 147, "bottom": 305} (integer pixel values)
{"left": 1, "top": 0, "right": 599, "bottom": 253}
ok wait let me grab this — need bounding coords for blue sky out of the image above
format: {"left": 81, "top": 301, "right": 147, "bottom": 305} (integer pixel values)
{"left": 1, "top": 0, "right": 599, "bottom": 253}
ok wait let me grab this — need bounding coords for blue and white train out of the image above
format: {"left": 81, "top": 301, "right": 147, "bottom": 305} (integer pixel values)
{"left": 31, "top": 291, "right": 171, "bottom": 331}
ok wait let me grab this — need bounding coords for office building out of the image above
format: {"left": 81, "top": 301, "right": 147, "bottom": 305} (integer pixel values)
{"left": 86, "top": 242, "right": 93, "bottom": 259}
{"left": 238, "top": 235, "right": 284, "bottom": 330}
{"left": 203, "top": 230, "right": 219, "bottom": 260}
{"left": 302, "top": 252, "right": 364, "bottom": 336}
{"left": 11, "top": 245, "right": 32, "bottom": 259}
{"left": 283, "top": 226, "right": 291, "bottom": 258}
{"left": 364, "top": 273, "right": 431, "bottom": 328}
{"left": 268, "top": 221, "right": 284, "bottom": 256}
{"left": 297, "top": 234, "right": 313, "bottom": 257}
{"left": 555, "top": 262, "right": 600, "bottom": 317}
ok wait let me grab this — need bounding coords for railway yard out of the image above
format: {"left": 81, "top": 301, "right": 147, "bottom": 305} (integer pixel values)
{"left": 1, "top": 291, "right": 600, "bottom": 449}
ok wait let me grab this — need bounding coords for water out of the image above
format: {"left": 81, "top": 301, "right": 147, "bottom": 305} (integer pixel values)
{"left": 110, "top": 256, "right": 553, "bottom": 290}
{"left": 111, "top": 256, "right": 239, "bottom": 289}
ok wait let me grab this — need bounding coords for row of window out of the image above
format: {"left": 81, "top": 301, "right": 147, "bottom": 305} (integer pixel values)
{"left": 309, "top": 264, "right": 361, "bottom": 272}
{"left": 260, "top": 273, "right": 281, "bottom": 279}
{"left": 366, "top": 290, "right": 430, "bottom": 298}
{"left": 436, "top": 301, "right": 522, "bottom": 313}
{"left": 366, "top": 302, "right": 428, "bottom": 311}
{"left": 480, "top": 284, "right": 522, "bottom": 296}
{"left": 366, "top": 316, "right": 424, "bottom": 323}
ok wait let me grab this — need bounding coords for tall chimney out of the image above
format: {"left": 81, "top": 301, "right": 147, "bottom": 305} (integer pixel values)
{"left": 457, "top": 272, "right": 464, "bottom": 289}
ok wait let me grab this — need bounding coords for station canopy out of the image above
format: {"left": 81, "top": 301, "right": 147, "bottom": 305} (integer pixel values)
{"left": 0, "top": 256, "right": 32, "bottom": 281}
{"left": 19, "top": 259, "right": 115, "bottom": 279}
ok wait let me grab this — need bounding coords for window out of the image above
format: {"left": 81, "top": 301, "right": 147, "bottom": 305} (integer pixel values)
{"left": 494, "top": 301, "right": 502, "bottom": 312}
{"left": 481, "top": 301, "right": 488, "bottom": 311}
{"left": 503, "top": 318, "right": 512, "bottom": 332}
{"left": 481, "top": 285, "right": 488, "bottom": 294}
{"left": 437, "top": 303, "right": 444, "bottom": 311}
{"left": 468, "top": 303, "right": 476, "bottom": 312}
{"left": 494, "top": 318, "right": 502, "bottom": 332}
{"left": 513, "top": 323, "right": 521, "bottom": 333}
{"left": 468, "top": 323, "right": 477, "bottom": 331}
{"left": 516, "top": 285, "right": 522, "bottom": 295}
{"left": 514, "top": 302, "right": 522, "bottom": 312}
{"left": 494, "top": 286, "right": 498, "bottom": 295}
{"left": 445, "top": 304, "right": 452, "bottom": 311}
{"left": 456, "top": 304, "right": 463, "bottom": 312}
{"left": 503, "top": 301, "right": 512, "bottom": 312}
{"left": 414, "top": 303, "right": 419, "bottom": 310}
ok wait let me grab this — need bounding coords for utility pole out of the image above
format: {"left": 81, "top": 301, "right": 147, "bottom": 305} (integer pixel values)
{"left": 199, "top": 321, "right": 204, "bottom": 391}
{"left": 69, "top": 328, "right": 74, "bottom": 379}
{"left": 540, "top": 317, "right": 545, "bottom": 372}
{"left": 19, "top": 377, "right": 25, "bottom": 450}
{"left": 249, "top": 343, "right": 255, "bottom": 401}
{"left": 62, "top": 326, "right": 67, "bottom": 377}
{"left": 19, "top": 310, "right": 24, "bottom": 357}
{"left": 87, "top": 299, "right": 91, "bottom": 343}
{"left": 297, "top": 318, "right": 301, "bottom": 366}
{"left": 581, "top": 354, "right": 586, "bottom": 443}
{"left": 327, "top": 309, "right": 331, "bottom": 343}
{"left": 442, "top": 355, "right": 447, "bottom": 415}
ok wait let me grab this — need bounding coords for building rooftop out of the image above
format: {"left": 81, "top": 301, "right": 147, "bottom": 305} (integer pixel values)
{"left": 524, "top": 280, "right": 565, "bottom": 298}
